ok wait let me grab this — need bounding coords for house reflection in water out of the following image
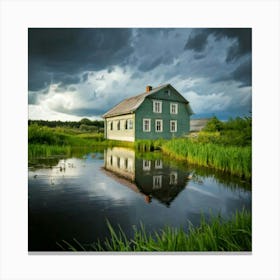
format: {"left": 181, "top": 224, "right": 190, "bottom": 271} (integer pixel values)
{"left": 103, "top": 147, "right": 189, "bottom": 207}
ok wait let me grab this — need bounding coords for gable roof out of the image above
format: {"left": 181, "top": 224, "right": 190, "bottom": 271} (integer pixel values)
{"left": 102, "top": 84, "right": 193, "bottom": 118}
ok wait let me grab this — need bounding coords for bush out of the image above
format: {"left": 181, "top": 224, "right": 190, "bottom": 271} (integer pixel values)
{"left": 203, "top": 116, "right": 224, "bottom": 132}
{"left": 202, "top": 116, "right": 252, "bottom": 146}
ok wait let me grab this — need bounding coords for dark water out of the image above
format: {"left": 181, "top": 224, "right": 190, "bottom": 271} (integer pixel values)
{"left": 28, "top": 147, "right": 251, "bottom": 251}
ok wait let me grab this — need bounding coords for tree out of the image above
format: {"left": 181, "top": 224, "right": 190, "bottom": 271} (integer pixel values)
{"left": 203, "top": 116, "right": 224, "bottom": 132}
{"left": 80, "top": 118, "right": 92, "bottom": 125}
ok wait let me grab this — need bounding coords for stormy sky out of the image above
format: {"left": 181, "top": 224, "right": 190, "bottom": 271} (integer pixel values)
{"left": 28, "top": 28, "right": 252, "bottom": 121}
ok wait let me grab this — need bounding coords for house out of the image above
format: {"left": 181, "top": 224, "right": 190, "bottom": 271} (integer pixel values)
{"left": 103, "top": 147, "right": 189, "bottom": 206}
{"left": 102, "top": 84, "right": 193, "bottom": 141}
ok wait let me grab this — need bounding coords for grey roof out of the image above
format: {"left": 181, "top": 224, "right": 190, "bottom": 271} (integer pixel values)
{"left": 190, "top": 118, "right": 211, "bottom": 132}
{"left": 103, "top": 84, "right": 192, "bottom": 118}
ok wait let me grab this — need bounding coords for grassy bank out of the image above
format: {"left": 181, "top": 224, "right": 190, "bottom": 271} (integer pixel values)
{"left": 58, "top": 210, "right": 251, "bottom": 252}
{"left": 162, "top": 139, "right": 251, "bottom": 179}
{"left": 28, "top": 124, "right": 163, "bottom": 157}
{"left": 28, "top": 116, "right": 252, "bottom": 180}
{"left": 160, "top": 116, "right": 252, "bottom": 179}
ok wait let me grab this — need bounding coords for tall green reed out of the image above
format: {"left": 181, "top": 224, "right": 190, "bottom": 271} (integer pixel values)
{"left": 162, "top": 139, "right": 251, "bottom": 179}
{"left": 57, "top": 210, "right": 251, "bottom": 252}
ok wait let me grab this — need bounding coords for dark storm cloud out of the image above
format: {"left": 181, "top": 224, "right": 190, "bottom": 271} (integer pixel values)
{"left": 185, "top": 28, "right": 251, "bottom": 62}
{"left": 138, "top": 54, "right": 172, "bottom": 72}
{"left": 136, "top": 28, "right": 175, "bottom": 37}
{"left": 211, "top": 28, "right": 252, "bottom": 62}
{"left": 231, "top": 59, "right": 252, "bottom": 87}
{"left": 211, "top": 57, "right": 252, "bottom": 87}
{"left": 184, "top": 31, "right": 208, "bottom": 52}
{"left": 28, "top": 28, "right": 134, "bottom": 90}
{"left": 55, "top": 106, "right": 106, "bottom": 117}
{"left": 194, "top": 53, "right": 206, "bottom": 60}
{"left": 28, "top": 28, "right": 252, "bottom": 121}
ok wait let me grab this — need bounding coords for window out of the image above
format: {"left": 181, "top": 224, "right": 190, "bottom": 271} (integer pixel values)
{"left": 153, "top": 175, "right": 162, "bottom": 189}
{"left": 170, "top": 103, "right": 178, "bottom": 114}
{"left": 153, "top": 100, "right": 162, "bottom": 113}
{"left": 110, "top": 121, "right": 113, "bottom": 130}
{"left": 124, "top": 158, "right": 128, "bottom": 169}
{"left": 164, "top": 89, "right": 170, "bottom": 95}
{"left": 128, "top": 119, "right": 133, "bottom": 129}
{"left": 143, "top": 160, "right": 151, "bottom": 171}
{"left": 155, "top": 159, "right": 162, "bottom": 169}
{"left": 125, "top": 120, "right": 128, "bottom": 130}
{"left": 143, "top": 119, "right": 151, "bottom": 132}
{"left": 170, "top": 120, "right": 177, "bottom": 132}
{"left": 117, "top": 121, "right": 121, "bottom": 130}
{"left": 155, "top": 119, "right": 163, "bottom": 132}
{"left": 117, "top": 157, "right": 120, "bottom": 168}
{"left": 169, "top": 172, "right": 178, "bottom": 185}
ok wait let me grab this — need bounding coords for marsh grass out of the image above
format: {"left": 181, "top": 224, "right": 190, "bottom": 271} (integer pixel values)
{"left": 28, "top": 144, "right": 72, "bottom": 158}
{"left": 28, "top": 124, "right": 251, "bottom": 180}
{"left": 134, "top": 139, "right": 165, "bottom": 152}
{"left": 28, "top": 125, "right": 163, "bottom": 159}
{"left": 57, "top": 210, "right": 251, "bottom": 252}
{"left": 162, "top": 139, "right": 251, "bottom": 179}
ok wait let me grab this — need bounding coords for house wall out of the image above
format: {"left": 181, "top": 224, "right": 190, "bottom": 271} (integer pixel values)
{"left": 105, "top": 114, "right": 135, "bottom": 142}
{"left": 135, "top": 88, "right": 190, "bottom": 140}
{"left": 104, "top": 147, "right": 135, "bottom": 181}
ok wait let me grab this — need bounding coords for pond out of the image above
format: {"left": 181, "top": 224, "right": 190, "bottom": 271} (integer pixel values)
{"left": 28, "top": 147, "right": 251, "bottom": 251}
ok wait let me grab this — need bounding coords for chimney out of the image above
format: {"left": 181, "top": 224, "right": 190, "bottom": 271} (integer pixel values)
{"left": 146, "top": 85, "right": 152, "bottom": 92}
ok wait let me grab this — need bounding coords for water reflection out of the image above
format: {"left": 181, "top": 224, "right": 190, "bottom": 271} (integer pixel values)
{"left": 28, "top": 147, "right": 251, "bottom": 251}
{"left": 104, "top": 147, "right": 191, "bottom": 207}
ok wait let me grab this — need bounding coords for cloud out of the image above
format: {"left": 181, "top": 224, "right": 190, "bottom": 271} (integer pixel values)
{"left": 231, "top": 58, "right": 252, "bottom": 87}
{"left": 184, "top": 91, "right": 232, "bottom": 113}
{"left": 184, "top": 31, "right": 208, "bottom": 52}
{"left": 28, "top": 28, "right": 134, "bottom": 90}
{"left": 138, "top": 52, "right": 174, "bottom": 72}
{"left": 184, "top": 28, "right": 251, "bottom": 62}
{"left": 211, "top": 56, "right": 252, "bottom": 87}
{"left": 211, "top": 28, "right": 252, "bottom": 62}
{"left": 28, "top": 28, "right": 252, "bottom": 121}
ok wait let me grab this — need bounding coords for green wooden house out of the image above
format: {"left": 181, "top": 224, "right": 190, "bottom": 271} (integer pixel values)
{"left": 102, "top": 84, "right": 193, "bottom": 142}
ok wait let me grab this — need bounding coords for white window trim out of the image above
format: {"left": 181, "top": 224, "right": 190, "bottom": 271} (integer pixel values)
{"left": 169, "top": 171, "right": 178, "bottom": 185}
{"left": 153, "top": 175, "right": 162, "bottom": 189}
{"left": 143, "top": 160, "right": 151, "bottom": 171}
{"left": 143, "top": 118, "right": 151, "bottom": 132}
{"left": 155, "top": 119, "right": 163, "bottom": 132}
{"left": 153, "top": 100, "right": 162, "bottom": 113}
{"left": 170, "top": 103, "right": 178, "bottom": 114}
{"left": 155, "top": 159, "right": 163, "bottom": 169}
{"left": 170, "top": 120, "right": 177, "bottom": 132}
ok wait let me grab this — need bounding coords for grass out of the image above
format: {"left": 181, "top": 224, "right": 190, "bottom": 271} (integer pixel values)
{"left": 28, "top": 144, "right": 72, "bottom": 158}
{"left": 28, "top": 124, "right": 163, "bottom": 158}
{"left": 57, "top": 210, "right": 251, "bottom": 252}
{"left": 28, "top": 122, "right": 252, "bottom": 180}
{"left": 162, "top": 138, "right": 251, "bottom": 179}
